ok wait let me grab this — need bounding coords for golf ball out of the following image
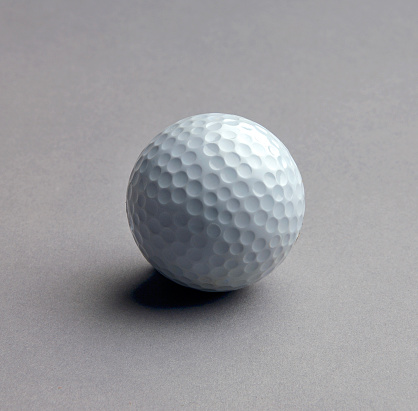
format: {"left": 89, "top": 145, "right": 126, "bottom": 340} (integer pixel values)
{"left": 127, "top": 113, "right": 305, "bottom": 291}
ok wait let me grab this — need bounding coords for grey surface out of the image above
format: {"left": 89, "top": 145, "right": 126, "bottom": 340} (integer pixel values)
{"left": 1, "top": 0, "right": 417, "bottom": 409}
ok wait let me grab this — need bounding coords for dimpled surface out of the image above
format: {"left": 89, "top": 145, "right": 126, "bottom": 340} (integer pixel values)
{"left": 126, "top": 113, "right": 305, "bottom": 291}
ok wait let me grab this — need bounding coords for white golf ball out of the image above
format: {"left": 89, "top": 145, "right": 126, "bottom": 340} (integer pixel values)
{"left": 127, "top": 113, "right": 305, "bottom": 291}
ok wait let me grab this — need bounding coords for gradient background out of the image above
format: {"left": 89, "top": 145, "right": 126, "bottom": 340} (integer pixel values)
{"left": 1, "top": 1, "right": 417, "bottom": 409}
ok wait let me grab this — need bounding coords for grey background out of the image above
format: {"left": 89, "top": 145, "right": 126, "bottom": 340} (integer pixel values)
{"left": 1, "top": 0, "right": 417, "bottom": 409}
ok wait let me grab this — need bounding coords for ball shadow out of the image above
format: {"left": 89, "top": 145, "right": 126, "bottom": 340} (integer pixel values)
{"left": 130, "top": 269, "right": 235, "bottom": 309}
